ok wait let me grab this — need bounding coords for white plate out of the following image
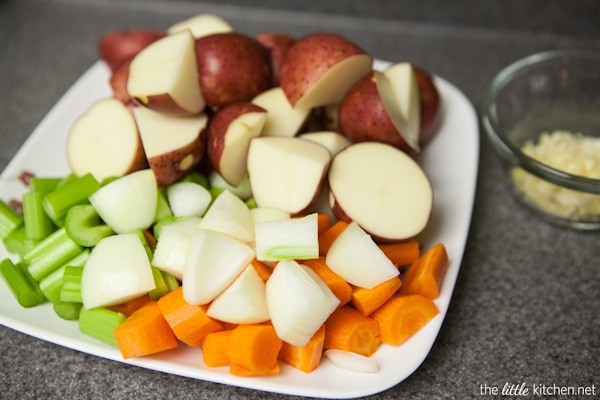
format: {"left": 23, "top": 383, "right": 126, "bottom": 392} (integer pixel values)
{"left": 0, "top": 61, "right": 479, "bottom": 399}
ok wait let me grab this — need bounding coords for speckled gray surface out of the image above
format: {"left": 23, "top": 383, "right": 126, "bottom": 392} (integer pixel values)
{"left": 1, "top": 0, "right": 599, "bottom": 399}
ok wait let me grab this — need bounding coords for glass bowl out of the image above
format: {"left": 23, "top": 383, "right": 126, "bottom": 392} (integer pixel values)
{"left": 483, "top": 49, "right": 600, "bottom": 230}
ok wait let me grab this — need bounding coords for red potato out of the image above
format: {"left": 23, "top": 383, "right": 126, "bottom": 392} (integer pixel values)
{"left": 109, "top": 57, "right": 133, "bottom": 106}
{"left": 98, "top": 29, "right": 165, "bottom": 72}
{"left": 255, "top": 32, "right": 296, "bottom": 87}
{"left": 133, "top": 106, "right": 208, "bottom": 186}
{"left": 67, "top": 98, "right": 147, "bottom": 182}
{"left": 414, "top": 66, "right": 442, "bottom": 146}
{"left": 207, "top": 102, "right": 267, "bottom": 186}
{"left": 279, "top": 32, "right": 373, "bottom": 109}
{"left": 251, "top": 87, "right": 310, "bottom": 137}
{"left": 195, "top": 32, "right": 272, "bottom": 108}
{"left": 127, "top": 30, "right": 205, "bottom": 116}
{"left": 167, "top": 14, "right": 234, "bottom": 38}
{"left": 246, "top": 137, "right": 331, "bottom": 214}
{"left": 328, "top": 142, "right": 433, "bottom": 241}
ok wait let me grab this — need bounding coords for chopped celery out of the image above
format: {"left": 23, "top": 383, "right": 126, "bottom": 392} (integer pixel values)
{"left": 180, "top": 171, "right": 209, "bottom": 188}
{"left": 24, "top": 227, "right": 83, "bottom": 281}
{"left": 29, "top": 177, "right": 62, "bottom": 194}
{"left": 134, "top": 229, "right": 154, "bottom": 259}
{"left": 22, "top": 192, "right": 56, "bottom": 241}
{"left": 0, "top": 199, "right": 23, "bottom": 240}
{"left": 53, "top": 301, "right": 82, "bottom": 321}
{"left": 79, "top": 307, "right": 126, "bottom": 347}
{"left": 245, "top": 197, "right": 257, "bottom": 209}
{"left": 2, "top": 225, "right": 28, "bottom": 258}
{"left": 154, "top": 188, "right": 173, "bottom": 223}
{"left": 42, "top": 173, "right": 101, "bottom": 225}
{"left": 65, "top": 204, "right": 114, "bottom": 247}
{"left": 149, "top": 267, "right": 180, "bottom": 300}
{"left": 60, "top": 265, "right": 83, "bottom": 303}
{"left": 0, "top": 258, "right": 46, "bottom": 307}
{"left": 38, "top": 265, "right": 67, "bottom": 302}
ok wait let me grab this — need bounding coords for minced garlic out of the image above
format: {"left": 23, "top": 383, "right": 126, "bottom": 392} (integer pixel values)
{"left": 511, "top": 130, "right": 600, "bottom": 221}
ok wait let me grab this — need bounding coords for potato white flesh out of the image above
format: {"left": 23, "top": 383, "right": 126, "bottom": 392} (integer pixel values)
{"left": 254, "top": 213, "right": 319, "bottom": 262}
{"left": 298, "top": 131, "right": 351, "bottom": 156}
{"left": 251, "top": 87, "right": 310, "bottom": 137}
{"left": 250, "top": 206, "right": 291, "bottom": 225}
{"left": 247, "top": 137, "right": 331, "bottom": 214}
{"left": 375, "top": 62, "right": 421, "bottom": 152}
{"left": 183, "top": 229, "right": 255, "bottom": 305}
{"left": 328, "top": 142, "right": 433, "bottom": 240}
{"left": 206, "top": 265, "right": 270, "bottom": 324}
{"left": 266, "top": 260, "right": 339, "bottom": 346}
{"left": 325, "top": 221, "right": 398, "bottom": 289}
{"left": 127, "top": 30, "right": 205, "bottom": 115}
{"left": 198, "top": 190, "right": 255, "bottom": 243}
{"left": 81, "top": 233, "right": 155, "bottom": 309}
{"left": 88, "top": 169, "right": 157, "bottom": 234}
{"left": 67, "top": 98, "right": 146, "bottom": 182}
{"left": 167, "top": 14, "right": 233, "bottom": 38}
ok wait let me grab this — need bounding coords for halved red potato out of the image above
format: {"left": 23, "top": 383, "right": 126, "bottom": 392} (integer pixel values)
{"left": 414, "top": 66, "right": 442, "bottom": 146}
{"left": 255, "top": 32, "right": 296, "bottom": 87}
{"left": 251, "top": 87, "right": 310, "bottom": 137}
{"left": 167, "top": 14, "right": 234, "bottom": 38}
{"left": 98, "top": 29, "right": 165, "bottom": 72}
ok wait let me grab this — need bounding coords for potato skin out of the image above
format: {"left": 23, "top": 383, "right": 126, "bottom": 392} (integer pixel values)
{"left": 414, "top": 66, "right": 441, "bottom": 146}
{"left": 337, "top": 72, "right": 414, "bottom": 154}
{"left": 195, "top": 32, "right": 272, "bottom": 108}
{"left": 109, "top": 57, "right": 133, "bottom": 106}
{"left": 149, "top": 130, "right": 206, "bottom": 187}
{"left": 98, "top": 29, "right": 165, "bottom": 72}
{"left": 255, "top": 32, "right": 296, "bottom": 87}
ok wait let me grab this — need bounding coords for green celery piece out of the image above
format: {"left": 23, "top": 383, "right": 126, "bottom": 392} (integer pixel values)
{"left": 245, "top": 197, "right": 257, "bottom": 209}
{"left": 42, "top": 173, "right": 101, "bottom": 225}
{"left": 154, "top": 188, "right": 173, "bottom": 223}
{"left": 29, "top": 177, "right": 62, "bottom": 194}
{"left": 24, "top": 227, "right": 83, "bottom": 281}
{"left": 133, "top": 229, "right": 154, "bottom": 260}
{"left": 149, "top": 267, "right": 168, "bottom": 300}
{"left": 53, "top": 301, "right": 82, "bottom": 321}
{"left": 2, "top": 225, "right": 28, "bottom": 258}
{"left": 0, "top": 258, "right": 46, "bottom": 307}
{"left": 180, "top": 171, "right": 209, "bottom": 188}
{"left": 38, "top": 265, "right": 67, "bottom": 303}
{"left": 22, "top": 192, "right": 56, "bottom": 241}
{"left": 79, "top": 307, "right": 126, "bottom": 347}
{"left": 60, "top": 265, "right": 83, "bottom": 303}
{"left": 264, "top": 245, "right": 318, "bottom": 260}
{"left": 0, "top": 199, "right": 23, "bottom": 240}
{"left": 65, "top": 204, "right": 114, "bottom": 247}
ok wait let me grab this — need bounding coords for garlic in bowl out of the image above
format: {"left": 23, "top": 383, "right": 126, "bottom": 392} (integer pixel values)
{"left": 483, "top": 49, "right": 600, "bottom": 229}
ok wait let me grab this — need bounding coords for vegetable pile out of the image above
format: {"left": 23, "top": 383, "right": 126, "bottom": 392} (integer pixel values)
{"left": 0, "top": 13, "right": 449, "bottom": 376}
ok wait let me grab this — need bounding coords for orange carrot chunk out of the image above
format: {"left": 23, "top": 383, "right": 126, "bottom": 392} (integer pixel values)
{"left": 371, "top": 294, "right": 439, "bottom": 346}
{"left": 227, "top": 324, "right": 283, "bottom": 376}
{"left": 114, "top": 300, "right": 179, "bottom": 359}
{"left": 350, "top": 276, "right": 402, "bottom": 316}
{"left": 399, "top": 242, "right": 449, "bottom": 298}
{"left": 107, "top": 293, "right": 152, "bottom": 317}
{"left": 317, "top": 213, "right": 331, "bottom": 235}
{"left": 378, "top": 239, "right": 421, "bottom": 267}
{"left": 318, "top": 220, "right": 349, "bottom": 256}
{"left": 251, "top": 258, "right": 273, "bottom": 282}
{"left": 202, "top": 330, "right": 234, "bottom": 367}
{"left": 279, "top": 325, "right": 325, "bottom": 373}
{"left": 157, "top": 287, "right": 223, "bottom": 347}
{"left": 301, "top": 257, "right": 352, "bottom": 307}
{"left": 324, "top": 305, "right": 381, "bottom": 357}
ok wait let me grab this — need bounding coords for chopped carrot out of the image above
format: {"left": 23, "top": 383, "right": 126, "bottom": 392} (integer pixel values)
{"left": 350, "top": 276, "right": 402, "bottom": 316}
{"left": 107, "top": 294, "right": 152, "bottom": 317}
{"left": 316, "top": 213, "right": 331, "bottom": 235}
{"left": 279, "top": 325, "right": 325, "bottom": 373}
{"left": 399, "top": 242, "right": 448, "bottom": 298}
{"left": 202, "top": 330, "right": 234, "bottom": 367}
{"left": 251, "top": 258, "right": 272, "bottom": 282}
{"left": 324, "top": 305, "right": 381, "bottom": 357}
{"left": 371, "top": 294, "right": 439, "bottom": 346}
{"left": 301, "top": 257, "right": 352, "bottom": 307}
{"left": 378, "top": 239, "right": 421, "bottom": 267}
{"left": 227, "top": 324, "right": 283, "bottom": 376}
{"left": 318, "top": 220, "right": 348, "bottom": 256}
{"left": 157, "top": 287, "right": 223, "bottom": 347}
{"left": 114, "top": 300, "right": 179, "bottom": 359}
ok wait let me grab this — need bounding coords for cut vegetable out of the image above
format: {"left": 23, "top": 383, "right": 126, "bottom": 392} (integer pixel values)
{"left": 64, "top": 204, "right": 115, "bottom": 247}
{"left": 42, "top": 173, "right": 101, "bottom": 225}
{"left": 399, "top": 242, "right": 448, "bottom": 298}
{"left": 378, "top": 239, "right": 421, "bottom": 268}
{"left": 22, "top": 192, "right": 55, "bottom": 241}
{"left": 324, "top": 305, "right": 381, "bottom": 357}
{"left": 79, "top": 307, "right": 126, "bottom": 347}
{"left": 226, "top": 324, "right": 282, "bottom": 376}
{"left": 266, "top": 260, "right": 339, "bottom": 346}
{"left": 301, "top": 257, "right": 352, "bottom": 308}
{"left": 325, "top": 221, "right": 399, "bottom": 289}
{"left": 279, "top": 325, "right": 325, "bottom": 373}
{"left": 183, "top": 229, "right": 255, "bottom": 305}
{"left": 151, "top": 218, "right": 201, "bottom": 280}
{"left": 81, "top": 233, "right": 156, "bottom": 309}
{"left": 0, "top": 258, "right": 46, "bottom": 308}
{"left": 25, "top": 228, "right": 83, "bottom": 282}
{"left": 254, "top": 213, "right": 319, "bottom": 262}
{"left": 88, "top": 169, "right": 158, "bottom": 235}
{"left": 202, "top": 330, "right": 234, "bottom": 367}
{"left": 0, "top": 199, "right": 23, "bottom": 240}
{"left": 324, "top": 349, "right": 379, "bottom": 373}
{"left": 166, "top": 181, "right": 212, "bottom": 218}
{"left": 198, "top": 190, "right": 255, "bottom": 243}
{"left": 350, "top": 276, "right": 402, "bottom": 316}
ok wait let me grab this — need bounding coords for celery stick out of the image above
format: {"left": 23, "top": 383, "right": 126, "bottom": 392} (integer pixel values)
{"left": 0, "top": 199, "right": 23, "bottom": 240}
{"left": 60, "top": 265, "right": 83, "bottom": 303}
{"left": 65, "top": 204, "right": 114, "bottom": 247}
{"left": 38, "top": 265, "right": 66, "bottom": 302}
{"left": 29, "top": 177, "right": 62, "bottom": 194}
{"left": 42, "top": 173, "right": 101, "bottom": 225}
{"left": 149, "top": 266, "right": 168, "bottom": 300}
{"left": 53, "top": 301, "right": 82, "bottom": 321}
{"left": 180, "top": 171, "right": 209, "bottom": 188}
{"left": 2, "top": 225, "right": 27, "bottom": 258}
{"left": 79, "top": 307, "right": 126, "bottom": 347}
{"left": 154, "top": 188, "right": 173, "bottom": 222}
{"left": 25, "top": 228, "right": 83, "bottom": 281}
{"left": 133, "top": 229, "right": 154, "bottom": 260}
{"left": 0, "top": 258, "right": 46, "bottom": 307}
{"left": 22, "top": 192, "right": 56, "bottom": 241}
{"left": 245, "top": 197, "right": 257, "bottom": 209}
{"left": 162, "top": 270, "right": 180, "bottom": 292}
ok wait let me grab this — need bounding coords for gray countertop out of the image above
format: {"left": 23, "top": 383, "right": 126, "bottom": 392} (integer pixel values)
{"left": 1, "top": 0, "right": 599, "bottom": 399}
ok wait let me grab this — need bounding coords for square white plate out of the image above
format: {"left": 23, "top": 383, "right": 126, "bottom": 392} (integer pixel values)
{"left": 0, "top": 60, "right": 479, "bottom": 399}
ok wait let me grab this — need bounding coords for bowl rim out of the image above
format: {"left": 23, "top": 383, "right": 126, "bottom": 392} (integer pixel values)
{"left": 482, "top": 48, "right": 600, "bottom": 194}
